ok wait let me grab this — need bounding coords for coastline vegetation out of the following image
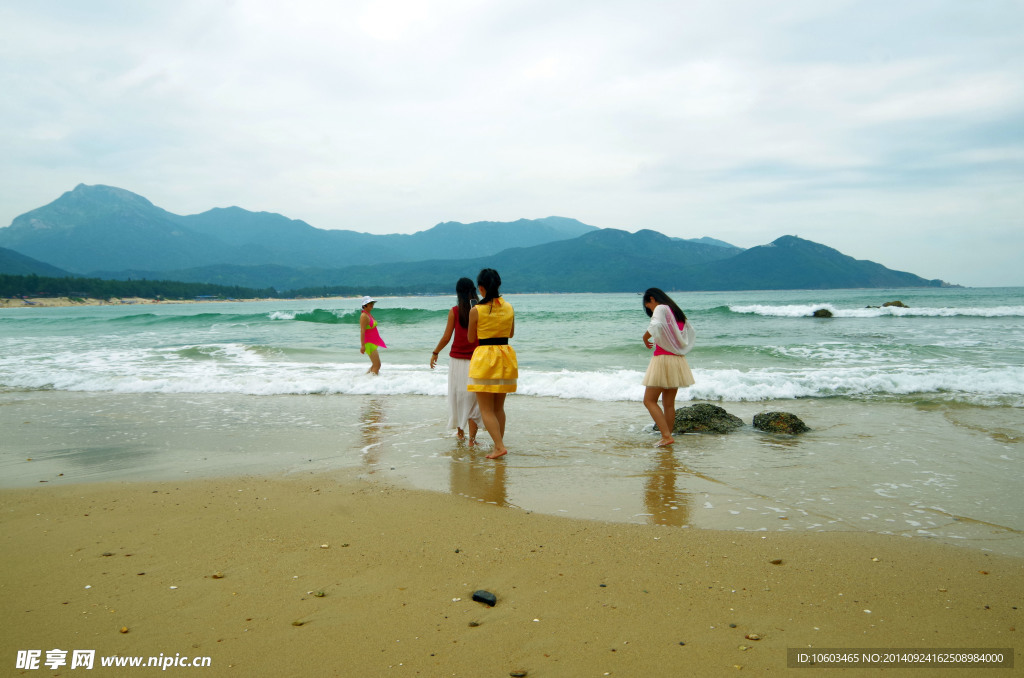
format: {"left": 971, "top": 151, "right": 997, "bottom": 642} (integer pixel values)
{"left": 0, "top": 274, "right": 419, "bottom": 302}
{"left": 1, "top": 273, "right": 277, "bottom": 302}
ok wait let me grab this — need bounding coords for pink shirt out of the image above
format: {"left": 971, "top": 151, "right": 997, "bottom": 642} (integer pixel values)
{"left": 654, "top": 320, "right": 686, "bottom": 356}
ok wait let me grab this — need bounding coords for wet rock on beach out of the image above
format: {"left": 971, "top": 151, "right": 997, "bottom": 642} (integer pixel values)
{"left": 753, "top": 412, "right": 810, "bottom": 434}
{"left": 673, "top": 404, "right": 743, "bottom": 434}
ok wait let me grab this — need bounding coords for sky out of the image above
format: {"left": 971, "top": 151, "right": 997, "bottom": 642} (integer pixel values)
{"left": 1, "top": 1, "right": 1022, "bottom": 287}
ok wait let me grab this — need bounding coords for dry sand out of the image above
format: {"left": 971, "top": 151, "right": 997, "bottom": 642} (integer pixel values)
{"left": 1, "top": 473, "right": 1019, "bottom": 676}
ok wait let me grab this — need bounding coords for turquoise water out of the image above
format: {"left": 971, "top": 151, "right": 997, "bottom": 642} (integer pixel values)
{"left": 2, "top": 287, "right": 1022, "bottom": 404}
{"left": 2, "top": 288, "right": 1022, "bottom": 555}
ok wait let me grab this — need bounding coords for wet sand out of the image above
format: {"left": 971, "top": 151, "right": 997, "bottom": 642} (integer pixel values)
{"left": 3, "top": 390, "right": 1022, "bottom": 558}
{"left": 1, "top": 472, "right": 1020, "bottom": 676}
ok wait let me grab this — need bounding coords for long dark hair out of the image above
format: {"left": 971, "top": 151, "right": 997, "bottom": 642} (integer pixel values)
{"left": 643, "top": 287, "right": 686, "bottom": 322}
{"left": 477, "top": 268, "right": 502, "bottom": 307}
{"left": 455, "top": 277, "right": 477, "bottom": 327}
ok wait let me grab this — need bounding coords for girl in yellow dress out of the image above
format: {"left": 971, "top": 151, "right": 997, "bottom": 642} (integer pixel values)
{"left": 467, "top": 268, "right": 517, "bottom": 458}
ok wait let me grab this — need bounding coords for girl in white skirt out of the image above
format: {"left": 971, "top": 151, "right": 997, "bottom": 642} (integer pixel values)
{"left": 641, "top": 287, "right": 696, "bottom": 447}
{"left": 430, "top": 278, "right": 483, "bottom": 443}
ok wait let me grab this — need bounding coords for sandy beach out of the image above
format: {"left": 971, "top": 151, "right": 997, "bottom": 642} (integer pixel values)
{"left": 1, "top": 471, "right": 1019, "bottom": 676}
{"left": 0, "top": 297, "right": 277, "bottom": 308}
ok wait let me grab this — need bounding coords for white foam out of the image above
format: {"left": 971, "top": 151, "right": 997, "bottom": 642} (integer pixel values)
{"left": 730, "top": 304, "right": 1024, "bottom": 318}
{"left": 4, "top": 343, "right": 1023, "bottom": 406}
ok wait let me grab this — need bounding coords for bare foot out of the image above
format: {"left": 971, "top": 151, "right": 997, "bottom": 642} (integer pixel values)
{"left": 655, "top": 437, "right": 675, "bottom": 447}
{"left": 456, "top": 428, "right": 466, "bottom": 440}
{"left": 468, "top": 439, "right": 477, "bottom": 446}
{"left": 485, "top": 448, "right": 508, "bottom": 459}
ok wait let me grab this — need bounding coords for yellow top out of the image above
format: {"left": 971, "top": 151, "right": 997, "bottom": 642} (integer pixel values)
{"left": 474, "top": 298, "right": 514, "bottom": 339}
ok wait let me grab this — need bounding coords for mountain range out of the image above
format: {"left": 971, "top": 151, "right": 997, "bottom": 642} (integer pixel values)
{"left": 0, "top": 184, "right": 951, "bottom": 293}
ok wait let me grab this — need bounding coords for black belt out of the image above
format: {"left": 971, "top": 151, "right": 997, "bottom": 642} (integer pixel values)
{"left": 477, "top": 337, "right": 509, "bottom": 345}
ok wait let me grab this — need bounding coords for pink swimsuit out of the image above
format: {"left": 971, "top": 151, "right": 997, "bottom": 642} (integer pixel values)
{"left": 653, "top": 320, "right": 685, "bottom": 356}
{"left": 362, "top": 312, "right": 386, "bottom": 348}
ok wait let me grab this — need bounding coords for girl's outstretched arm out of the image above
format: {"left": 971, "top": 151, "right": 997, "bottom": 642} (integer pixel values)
{"left": 431, "top": 309, "right": 457, "bottom": 368}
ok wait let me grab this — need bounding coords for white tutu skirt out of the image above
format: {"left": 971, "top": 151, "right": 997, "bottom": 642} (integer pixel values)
{"left": 642, "top": 354, "right": 696, "bottom": 389}
{"left": 448, "top": 357, "right": 483, "bottom": 431}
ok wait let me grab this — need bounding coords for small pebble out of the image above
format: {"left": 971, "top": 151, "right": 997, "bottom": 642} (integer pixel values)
{"left": 769, "top": 559, "right": 783, "bottom": 565}
{"left": 472, "top": 590, "right": 497, "bottom": 607}
{"left": 510, "top": 671, "right": 528, "bottom": 677}
{"left": 729, "top": 623, "right": 737, "bottom": 628}
{"left": 745, "top": 634, "right": 761, "bottom": 641}
{"left": 468, "top": 621, "right": 480, "bottom": 627}
{"left": 119, "top": 626, "right": 129, "bottom": 634}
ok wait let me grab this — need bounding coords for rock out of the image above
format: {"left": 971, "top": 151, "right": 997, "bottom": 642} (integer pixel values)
{"left": 811, "top": 308, "right": 833, "bottom": 317}
{"left": 882, "top": 300, "right": 908, "bottom": 308}
{"left": 753, "top": 412, "right": 809, "bottom": 434}
{"left": 673, "top": 404, "right": 743, "bottom": 434}
{"left": 472, "top": 590, "right": 497, "bottom": 606}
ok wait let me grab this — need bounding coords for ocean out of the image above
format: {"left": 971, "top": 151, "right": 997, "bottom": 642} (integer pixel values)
{"left": 2, "top": 287, "right": 1022, "bottom": 555}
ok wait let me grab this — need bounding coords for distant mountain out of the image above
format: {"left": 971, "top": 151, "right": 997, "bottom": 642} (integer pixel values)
{"left": 0, "top": 247, "right": 73, "bottom": 277}
{"left": 105, "top": 231, "right": 946, "bottom": 293}
{"left": 0, "top": 184, "right": 951, "bottom": 293}
{"left": 0, "top": 184, "right": 598, "bottom": 273}
{"left": 312, "top": 231, "right": 944, "bottom": 292}
{"left": 683, "top": 236, "right": 739, "bottom": 249}
{"left": 683, "top": 235, "right": 944, "bottom": 290}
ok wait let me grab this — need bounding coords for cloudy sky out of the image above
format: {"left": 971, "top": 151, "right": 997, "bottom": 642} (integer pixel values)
{"left": 2, "top": 1, "right": 1022, "bottom": 286}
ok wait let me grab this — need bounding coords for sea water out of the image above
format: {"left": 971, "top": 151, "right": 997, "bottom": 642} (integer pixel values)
{"left": 2, "top": 288, "right": 1022, "bottom": 554}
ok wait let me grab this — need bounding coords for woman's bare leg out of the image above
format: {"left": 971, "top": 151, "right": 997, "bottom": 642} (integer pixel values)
{"left": 494, "top": 393, "right": 507, "bottom": 439}
{"left": 644, "top": 386, "right": 675, "bottom": 446}
{"left": 476, "top": 392, "right": 508, "bottom": 458}
{"left": 367, "top": 350, "right": 381, "bottom": 375}
{"left": 661, "top": 387, "right": 678, "bottom": 436}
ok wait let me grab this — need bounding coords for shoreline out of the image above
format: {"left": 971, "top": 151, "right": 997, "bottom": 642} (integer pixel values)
{"left": 1, "top": 471, "right": 1019, "bottom": 676}
{"left": 0, "top": 296, "right": 282, "bottom": 308}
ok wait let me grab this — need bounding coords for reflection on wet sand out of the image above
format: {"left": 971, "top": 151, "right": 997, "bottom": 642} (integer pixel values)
{"left": 359, "top": 398, "right": 387, "bottom": 469}
{"left": 446, "top": 444, "right": 508, "bottom": 507}
{"left": 643, "top": 449, "right": 690, "bottom": 526}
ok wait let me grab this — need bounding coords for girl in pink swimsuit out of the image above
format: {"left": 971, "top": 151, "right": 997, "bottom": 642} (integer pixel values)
{"left": 359, "top": 296, "right": 386, "bottom": 375}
